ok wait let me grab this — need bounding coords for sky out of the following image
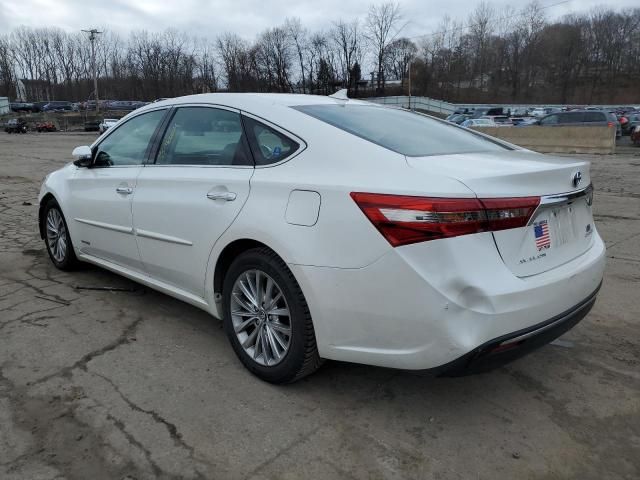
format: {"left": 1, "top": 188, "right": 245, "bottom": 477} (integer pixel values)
{"left": 0, "top": 0, "right": 637, "bottom": 40}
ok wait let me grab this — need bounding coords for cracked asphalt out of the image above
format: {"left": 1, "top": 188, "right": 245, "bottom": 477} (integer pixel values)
{"left": 0, "top": 132, "right": 639, "bottom": 480}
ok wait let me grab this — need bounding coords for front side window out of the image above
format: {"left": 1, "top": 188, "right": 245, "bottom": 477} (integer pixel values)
{"left": 243, "top": 116, "right": 300, "bottom": 166}
{"left": 156, "top": 107, "right": 252, "bottom": 166}
{"left": 94, "top": 109, "right": 166, "bottom": 166}
{"left": 293, "top": 104, "right": 508, "bottom": 157}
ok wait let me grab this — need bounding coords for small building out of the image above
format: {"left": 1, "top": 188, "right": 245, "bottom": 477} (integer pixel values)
{"left": 0, "top": 97, "right": 9, "bottom": 115}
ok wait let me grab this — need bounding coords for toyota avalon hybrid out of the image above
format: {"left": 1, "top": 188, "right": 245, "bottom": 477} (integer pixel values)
{"left": 39, "top": 93, "right": 605, "bottom": 383}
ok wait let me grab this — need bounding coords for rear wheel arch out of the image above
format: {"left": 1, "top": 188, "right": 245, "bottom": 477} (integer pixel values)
{"left": 214, "top": 239, "right": 280, "bottom": 299}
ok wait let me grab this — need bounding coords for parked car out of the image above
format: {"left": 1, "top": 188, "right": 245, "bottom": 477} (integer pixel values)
{"left": 460, "top": 118, "right": 496, "bottom": 128}
{"left": 35, "top": 121, "right": 57, "bottom": 132}
{"left": 530, "top": 107, "right": 559, "bottom": 118}
{"left": 514, "top": 117, "right": 539, "bottom": 127}
{"left": 42, "top": 101, "right": 73, "bottom": 112}
{"left": 445, "top": 113, "right": 469, "bottom": 125}
{"left": 84, "top": 120, "right": 101, "bottom": 132}
{"left": 484, "top": 115, "right": 512, "bottom": 125}
{"left": 31, "top": 101, "right": 50, "bottom": 113}
{"left": 105, "top": 100, "right": 145, "bottom": 111}
{"left": 5, "top": 118, "right": 28, "bottom": 133}
{"left": 10, "top": 102, "right": 34, "bottom": 112}
{"left": 450, "top": 108, "right": 474, "bottom": 115}
{"left": 612, "top": 107, "right": 635, "bottom": 116}
{"left": 471, "top": 107, "right": 505, "bottom": 118}
{"left": 38, "top": 93, "right": 605, "bottom": 383}
{"left": 631, "top": 125, "right": 640, "bottom": 146}
{"left": 537, "top": 110, "right": 621, "bottom": 138}
{"left": 621, "top": 113, "right": 640, "bottom": 135}
{"left": 99, "top": 118, "right": 119, "bottom": 134}
{"left": 510, "top": 117, "right": 532, "bottom": 126}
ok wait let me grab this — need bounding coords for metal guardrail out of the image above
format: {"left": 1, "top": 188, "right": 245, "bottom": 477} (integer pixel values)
{"left": 365, "top": 95, "right": 640, "bottom": 115}
{"left": 365, "top": 96, "right": 458, "bottom": 114}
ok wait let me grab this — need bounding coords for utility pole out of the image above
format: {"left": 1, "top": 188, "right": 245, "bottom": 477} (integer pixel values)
{"left": 407, "top": 61, "right": 412, "bottom": 111}
{"left": 82, "top": 29, "right": 102, "bottom": 113}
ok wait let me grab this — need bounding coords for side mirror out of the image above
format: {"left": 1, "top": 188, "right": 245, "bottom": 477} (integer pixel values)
{"left": 72, "top": 145, "right": 92, "bottom": 167}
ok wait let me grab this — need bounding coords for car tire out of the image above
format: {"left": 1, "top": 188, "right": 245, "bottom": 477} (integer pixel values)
{"left": 222, "top": 247, "right": 322, "bottom": 384}
{"left": 42, "top": 199, "right": 80, "bottom": 271}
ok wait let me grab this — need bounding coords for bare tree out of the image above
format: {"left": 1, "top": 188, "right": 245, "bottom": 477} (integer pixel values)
{"left": 468, "top": 2, "right": 495, "bottom": 91}
{"left": 384, "top": 37, "right": 417, "bottom": 87}
{"left": 1, "top": 4, "right": 640, "bottom": 105}
{"left": 0, "top": 35, "right": 16, "bottom": 98}
{"left": 331, "top": 19, "right": 362, "bottom": 93}
{"left": 285, "top": 18, "right": 308, "bottom": 93}
{"left": 256, "top": 26, "right": 293, "bottom": 92}
{"left": 365, "top": 2, "right": 403, "bottom": 93}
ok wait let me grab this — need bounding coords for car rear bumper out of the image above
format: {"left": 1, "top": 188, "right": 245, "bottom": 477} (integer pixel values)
{"left": 290, "top": 230, "right": 606, "bottom": 371}
{"left": 432, "top": 282, "right": 600, "bottom": 376}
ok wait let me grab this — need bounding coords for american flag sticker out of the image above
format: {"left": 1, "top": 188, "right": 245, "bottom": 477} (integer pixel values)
{"left": 534, "top": 220, "right": 551, "bottom": 250}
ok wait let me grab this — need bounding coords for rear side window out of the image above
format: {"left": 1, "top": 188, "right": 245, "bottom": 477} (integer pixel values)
{"left": 155, "top": 107, "right": 252, "bottom": 166}
{"left": 540, "top": 114, "right": 559, "bottom": 125}
{"left": 583, "top": 112, "right": 605, "bottom": 122}
{"left": 293, "top": 104, "right": 508, "bottom": 157}
{"left": 563, "top": 112, "right": 584, "bottom": 123}
{"left": 242, "top": 116, "right": 299, "bottom": 166}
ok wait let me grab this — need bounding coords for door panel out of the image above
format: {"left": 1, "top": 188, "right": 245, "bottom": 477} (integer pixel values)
{"left": 133, "top": 167, "right": 253, "bottom": 295}
{"left": 69, "top": 167, "right": 143, "bottom": 269}
{"left": 67, "top": 109, "right": 167, "bottom": 270}
{"left": 132, "top": 106, "right": 254, "bottom": 297}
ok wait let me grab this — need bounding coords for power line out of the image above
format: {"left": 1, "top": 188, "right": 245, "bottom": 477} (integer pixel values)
{"left": 406, "top": 0, "right": 572, "bottom": 41}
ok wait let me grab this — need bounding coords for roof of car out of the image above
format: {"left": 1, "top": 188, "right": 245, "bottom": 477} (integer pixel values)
{"left": 141, "top": 92, "right": 371, "bottom": 112}
{"left": 128, "top": 93, "right": 383, "bottom": 133}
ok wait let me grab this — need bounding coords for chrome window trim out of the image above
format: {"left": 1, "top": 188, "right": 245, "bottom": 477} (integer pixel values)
{"left": 142, "top": 164, "right": 254, "bottom": 170}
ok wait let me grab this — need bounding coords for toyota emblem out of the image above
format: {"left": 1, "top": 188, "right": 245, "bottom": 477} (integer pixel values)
{"left": 572, "top": 171, "right": 582, "bottom": 188}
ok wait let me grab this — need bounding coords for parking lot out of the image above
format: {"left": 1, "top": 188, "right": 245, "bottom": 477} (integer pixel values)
{"left": 0, "top": 132, "right": 638, "bottom": 479}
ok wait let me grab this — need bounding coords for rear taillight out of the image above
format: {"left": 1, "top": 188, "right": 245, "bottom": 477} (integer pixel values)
{"left": 607, "top": 121, "right": 614, "bottom": 128}
{"left": 351, "top": 192, "right": 540, "bottom": 247}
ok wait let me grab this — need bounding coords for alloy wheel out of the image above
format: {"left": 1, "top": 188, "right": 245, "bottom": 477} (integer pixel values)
{"left": 46, "top": 208, "right": 67, "bottom": 263}
{"left": 230, "top": 269, "right": 292, "bottom": 366}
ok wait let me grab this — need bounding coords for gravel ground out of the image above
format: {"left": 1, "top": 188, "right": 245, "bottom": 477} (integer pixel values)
{"left": 0, "top": 132, "right": 639, "bottom": 480}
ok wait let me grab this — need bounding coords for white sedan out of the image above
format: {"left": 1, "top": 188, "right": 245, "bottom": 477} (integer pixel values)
{"left": 99, "top": 118, "right": 119, "bottom": 134}
{"left": 38, "top": 93, "right": 605, "bottom": 383}
{"left": 460, "top": 118, "right": 496, "bottom": 128}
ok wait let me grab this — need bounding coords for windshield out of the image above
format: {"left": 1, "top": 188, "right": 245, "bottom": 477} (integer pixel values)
{"left": 293, "top": 104, "right": 509, "bottom": 156}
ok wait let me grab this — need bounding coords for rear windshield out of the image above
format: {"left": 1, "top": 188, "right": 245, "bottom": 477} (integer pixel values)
{"left": 292, "top": 104, "right": 510, "bottom": 157}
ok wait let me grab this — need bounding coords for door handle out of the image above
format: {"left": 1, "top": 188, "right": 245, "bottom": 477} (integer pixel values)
{"left": 116, "top": 186, "right": 133, "bottom": 195}
{"left": 207, "top": 192, "right": 237, "bottom": 201}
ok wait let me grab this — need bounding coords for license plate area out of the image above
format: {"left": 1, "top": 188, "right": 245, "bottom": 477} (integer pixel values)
{"left": 492, "top": 194, "right": 595, "bottom": 277}
{"left": 548, "top": 204, "right": 578, "bottom": 249}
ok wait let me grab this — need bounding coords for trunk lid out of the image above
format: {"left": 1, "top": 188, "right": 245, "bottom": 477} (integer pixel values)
{"left": 406, "top": 150, "right": 595, "bottom": 277}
